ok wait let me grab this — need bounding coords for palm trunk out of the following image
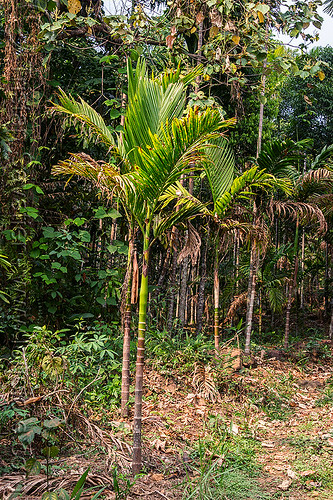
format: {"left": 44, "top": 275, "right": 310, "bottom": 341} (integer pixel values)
{"left": 284, "top": 218, "right": 299, "bottom": 348}
{"left": 329, "top": 299, "right": 333, "bottom": 342}
{"left": 179, "top": 257, "right": 189, "bottom": 329}
{"left": 258, "top": 289, "right": 262, "bottom": 336}
{"left": 244, "top": 246, "right": 259, "bottom": 355}
{"left": 196, "top": 228, "right": 209, "bottom": 334}
{"left": 120, "top": 230, "right": 134, "bottom": 418}
{"left": 300, "top": 229, "right": 305, "bottom": 309}
{"left": 213, "top": 232, "right": 220, "bottom": 350}
{"left": 132, "top": 228, "right": 150, "bottom": 475}
{"left": 256, "top": 28, "right": 268, "bottom": 158}
{"left": 167, "top": 242, "right": 178, "bottom": 332}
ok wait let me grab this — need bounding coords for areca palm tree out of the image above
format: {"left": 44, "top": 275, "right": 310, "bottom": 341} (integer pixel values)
{"left": 254, "top": 140, "right": 333, "bottom": 348}
{"left": 52, "top": 58, "right": 235, "bottom": 473}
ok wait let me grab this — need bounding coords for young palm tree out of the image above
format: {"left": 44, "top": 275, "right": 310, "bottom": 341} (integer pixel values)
{"left": 52, "top": 59, "right": 235, "bottom": 473}
{"left": 253, "top": 140, "right": 332, "bottom": 348}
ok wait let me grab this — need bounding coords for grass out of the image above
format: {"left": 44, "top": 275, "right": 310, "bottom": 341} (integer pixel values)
{"left": 288, "top": 434, "right": 333, "bottom": 494}
{"left": 315, "top": 385, "right": 333, "bottom": 407}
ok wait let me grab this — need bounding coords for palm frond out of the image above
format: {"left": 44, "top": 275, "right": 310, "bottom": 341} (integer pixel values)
{"left": 136, "top": 108, "right": 229, "bottom": 206}
{"left": 123, "top": 59, "right": 186, "bottom": 166}
{"left": 323, "top": 0, "right": 333, "bottom": 16}
{"left": 0, "top": 254, "right": 11, "bottom": 270}
{"left": 296, "top": 168, "right": 333, "bottom": 200}
{"left": 256, "top": 139, "right": 303, "bottom": 181}
{"left": 214, "top": 166, "right": 278, "bottom": 216}
{"left": 153, "top": 199, "right": 208, "bottom": 240}
{"left": 267, "top": 284, "right": 285, "bottom": 313}
{"left": 154, "top": 63, "right": 203, "bottom": 91}
{"left": 203, "top": 136, "right": 235, "bottom": 209}
{"left": 51, "top": 89, "right": 115, "bottom": 148}
{"left": 52, "top": 153, "right": 136, "bottom": 200}
{"left": 269, "top": 199, "right": 327, "bottom": 233}
{"left": 311, "top": 144, "right": 333, "bottom": 170}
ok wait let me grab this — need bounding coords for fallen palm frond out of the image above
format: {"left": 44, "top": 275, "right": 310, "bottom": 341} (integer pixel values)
{"left": 192, "top": 363, "right": 220, "bottom": 402}
{"left": 73, "top": 412, "right": 132, "bottom": 469}
{"left": 0, "top": 472, "right": 114, "bottom": 500}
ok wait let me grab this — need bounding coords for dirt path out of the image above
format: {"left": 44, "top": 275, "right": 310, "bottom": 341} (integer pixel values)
{"left": 1, "top": 360, "right": 332, "bottom": 499}
{"left": 128, "top": 361, "right": 333, "bottom": 499}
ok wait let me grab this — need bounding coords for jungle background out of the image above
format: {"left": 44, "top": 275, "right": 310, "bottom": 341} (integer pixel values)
{"left": 0, "top": 0, "right": 333, "bottom": 498}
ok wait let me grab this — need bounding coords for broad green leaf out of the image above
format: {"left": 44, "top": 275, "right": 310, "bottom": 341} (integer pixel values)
{"left": 25, "top": 458, "right": 41, "bottom": 476}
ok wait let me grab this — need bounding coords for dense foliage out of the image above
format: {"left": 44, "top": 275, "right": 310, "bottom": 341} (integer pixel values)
{"left": 0, "top": 0, "right": 332, "bottom": 492}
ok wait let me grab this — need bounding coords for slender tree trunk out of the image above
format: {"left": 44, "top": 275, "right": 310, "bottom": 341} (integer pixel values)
{"left": 121, "top": 230, "right": 134, "bottom": 418}
{"left": 300, "top": 229, "right": 305, "bottom": 309}
{"left": 196, "top": 228, "right": 209, "bottom": 334}
{"left": 179, "top": 257, "right": 189, "bottom": 329}
{"left": 329, "top": 299, "right": 333, "bottom": 342}
{"left": 284, "top": 219, "right": 299, "bottom": 348}
{"left": 258, "top": 289, "right": 262, "bottom": 337}
{"left": 213, "top": 232, "right": 220, "bottom": 350}
{"left": 256, "top": 74, "right": 266, "bottom": 158}
{"left": 324, "top": 241, "right": 329, "bottom": 318}
{"left": 167, "top": 239, "right": 178, "bottom": 332}
{"left": 132, "top": 228, "right": 150, "bottom": 475}
{"left": 244, "top": 246, "right": 259, "bottom": 355}
{"left": 256, "top": 27, "right": 268, "bottom": 158}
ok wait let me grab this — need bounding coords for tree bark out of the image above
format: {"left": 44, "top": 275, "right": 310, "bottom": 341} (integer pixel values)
{"left": 196, "top": 227, "right": 209, "bottom": 334}
{"left": 178, "top": 256, "right": 189, "bottom": 329}
{"left": 244, "top": 246, "right": 259, "bottom": 355}
{"left": 213, "top": 232, "right": 220, "bottom": 350}
{"left": 329, "top": 299, "right": 333, "bottom": 342}
{"left": 120, "top": 229, "right": 134, "bottom": 418}
{"left": 132, "top": 228, "right": 150, "bottom": 475}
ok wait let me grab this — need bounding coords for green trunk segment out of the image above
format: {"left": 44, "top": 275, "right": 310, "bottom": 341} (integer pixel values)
{"left": 121, "top": 234, "right": 133, "bottom": 418}
{"left": 213, "top": 234, "right": 220, "bottom": 350}
{"left": 132, "top": 231, "right": 150, "bottom": 476}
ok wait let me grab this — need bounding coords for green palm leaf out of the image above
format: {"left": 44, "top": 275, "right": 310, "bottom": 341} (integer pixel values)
{"left": 214, "top": 166, "right": 279, "bottom": 216}
{"left": 134, "top": 108, "right": 227, "bottom": 207}
{"left": 203, "top": 136, "right": 235, "bottom": 209}
{"left": 256, "top": 139, "right": 303, "bottom": 182}
{"left": 51, "top": 89, "right": 115, "bottom": 148}
{"left": 311, "top": 144, "right": 333, "bottom": 170}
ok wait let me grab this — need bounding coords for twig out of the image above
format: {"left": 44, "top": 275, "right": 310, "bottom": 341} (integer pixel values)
{"left": 22, "top": 348, "right": 34, "bottom": 397}
{"left": 41, "top": 388, "right": 70, "bottom": 400}
{"left": 66, "top": 369, "right": 102, "bottom": 420}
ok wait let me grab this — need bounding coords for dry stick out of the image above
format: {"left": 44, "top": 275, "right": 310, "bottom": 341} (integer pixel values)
{"left": 22, "top": 348, "right": 34, "bottom": 397}
{"left": 66, "top": 370, "right": 102, "bottom": 420}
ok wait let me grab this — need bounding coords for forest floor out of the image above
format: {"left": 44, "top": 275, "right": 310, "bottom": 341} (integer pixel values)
{"left": 1, "top": 352, "right": 333, "bottom": 499}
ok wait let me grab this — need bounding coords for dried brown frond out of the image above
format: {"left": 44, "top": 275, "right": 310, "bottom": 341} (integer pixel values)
{"left": 0, "top": 472, "right": 114, "bottom": 499}
{"left": 245, "top": 220, "right": 270, "bottom": 253}
{"left": 299, "top": 168, "right": 333, "bottom": 183}
{"left": 192, "top": 363, "right": 220, "bottom": 402}
{"left": 177, "top": 222, "right": 201, "bottom": 265}
{"left": 269, "top": 200, "right": 327, "bottom": 233}
{"left": 74, "top": 411, "right": 132, "bottom": 469}
{"left": 224, "top": 292, "right": 247, "bottom": 324}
